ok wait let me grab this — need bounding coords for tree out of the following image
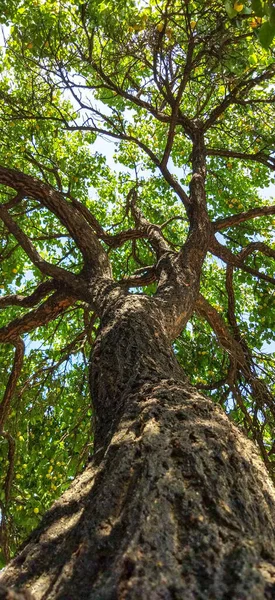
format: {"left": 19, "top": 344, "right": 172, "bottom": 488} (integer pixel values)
{"left": 0, "top": 0, "right": 275, "bottom": 597}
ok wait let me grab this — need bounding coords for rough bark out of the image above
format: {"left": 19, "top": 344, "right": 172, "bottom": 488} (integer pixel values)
{"left": 0, "top": 295, "right": 275, "bottom": 600}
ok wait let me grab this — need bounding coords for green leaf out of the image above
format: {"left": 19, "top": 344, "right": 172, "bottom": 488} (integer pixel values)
{"left": 224, "top": 1, "right": 238, "bottom": 18}
{"left": 252, "top": 0, "right": 264, "bottom": 16}
{"left": 258, "top": 20, "right": 275, "bottom": 47}
{"left": 269, "top": 6, "right": 275, "bottom": 26}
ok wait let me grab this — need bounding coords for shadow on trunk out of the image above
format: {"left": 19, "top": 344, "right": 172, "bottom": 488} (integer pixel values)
{"left": 1, "top": 377, "right": 275, "bottom": 599}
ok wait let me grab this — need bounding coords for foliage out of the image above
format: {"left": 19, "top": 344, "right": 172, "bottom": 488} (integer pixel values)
{"left": 0, "top": 0, "right": 274, "bottom": 565}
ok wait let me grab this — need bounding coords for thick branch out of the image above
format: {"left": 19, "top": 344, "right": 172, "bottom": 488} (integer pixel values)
{"left": 0, "top": 165, "right": 111, "bottom": 276}
{"left": 119, "top": 266, "right": 157, "bottom": 288}
{"left": 156, "top": 130, "right": 211, "bottom": 337}
{"left": 0, "top": 281, "right": 55, "bottom": 309}
{"left": 0, "top": 292, "right": 76, "bottom": 344}
{"left": 214, "top": 204, "right": 275, "bottom": 231}
{"left": 0, "top": 339, "right": 25, "bottom": 431}
{"left": 0, "top": 203, "right": 81, "bottom": 284}
{"left": 207, "top": 148, "right": 275, "bottom": 170}
{"left": 0, "top": 205, "right": 101, "bottom": 301}
{"left": 68, "top": 193, "right": 145, "bottom": 248}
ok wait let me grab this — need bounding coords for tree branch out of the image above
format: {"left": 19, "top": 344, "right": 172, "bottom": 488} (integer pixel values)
{"left": 119, "top": 266, "right": 157, "bottom": 288}
{"left": 214, "top": 204, "right": 275, "bottom": 232}
{"left": 66, "top": 127, "right": 190, "bottom": 208}
{"left": 195, "top": 294, "right": 244, "bottom": 365}
{"left": 210, "top": 237, "right": 275, "bottom": 286}
{"left": 230, "top": 383, "right": 271, "bottom": 473}
{"left": 203, "top": 64, "right": 275, "bottom": 130}
{"left": 207, "top": 148, "right": 275, "bottom": 170}
{"left": 67, "top": 192, "right": 145, "bottom": 248}
{"left": 0, "top": 202, "right": 81, "bottom": 284}
{"left": 0, "top": 281, "right": 55, "bottom": 309}
{"left": 0, "top": 165, "right": 111, "bottom": 276}
{"left": 0, "top": 338, "right": 25, "bottom": 431}
{"left": 160, "top": 35, "right": 194, "bottom": 167}
{"left": 196, "top": 294, "right": 275, "bottom": 420}
{"left": 156, "top": 130, "right": 211, "bottom": 337}
{"left": 130, "top": 188, "right": 173, "bottom": 259}
{"left": 0, "top": 292, "right": 76, "bottom": 344}
{"left": 238, "top": 241, "right": 275, "bottom": 261}
{"left": 1, "top": 432, "right": 16, "bottom": 509}
{"left": 3, "top": 192, "right": 25, "bottom": 209}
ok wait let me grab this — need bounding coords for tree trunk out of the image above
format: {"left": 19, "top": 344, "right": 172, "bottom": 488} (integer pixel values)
{"left": 1, "top": 296, "right": 275, "bottom": 600}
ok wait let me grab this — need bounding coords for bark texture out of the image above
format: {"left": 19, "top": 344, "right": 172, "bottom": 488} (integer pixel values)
{"left": 0, "top": 296, "right": 275, "bottom": 600}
